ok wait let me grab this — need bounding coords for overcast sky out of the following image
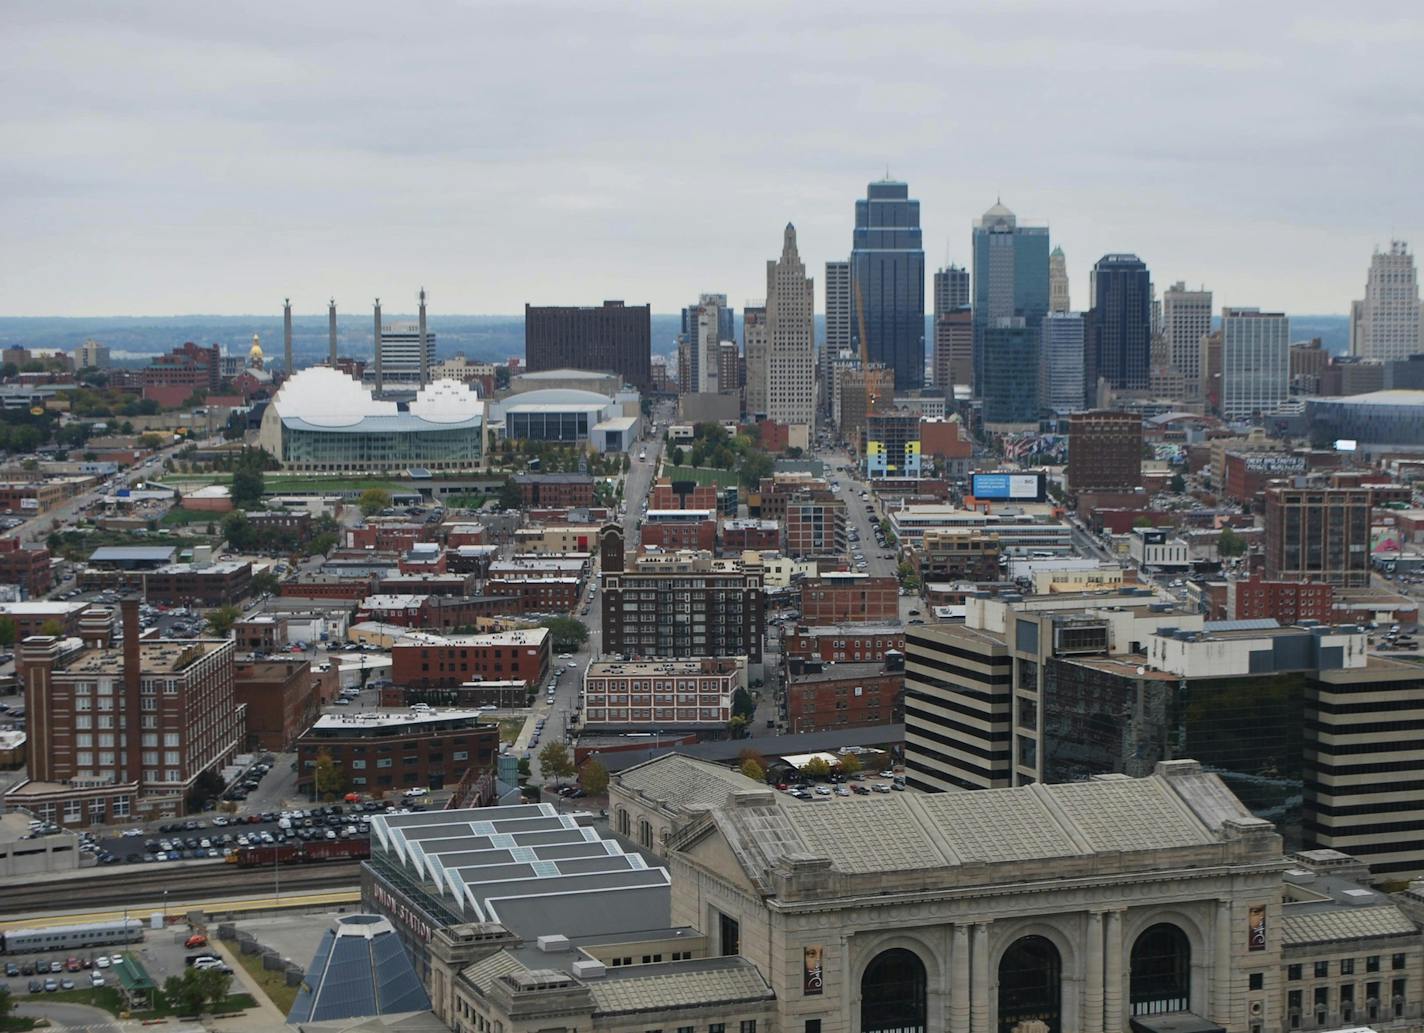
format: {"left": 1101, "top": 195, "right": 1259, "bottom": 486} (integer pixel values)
{"left": 5, "top": 1, "right": 1423, "bottom": 318}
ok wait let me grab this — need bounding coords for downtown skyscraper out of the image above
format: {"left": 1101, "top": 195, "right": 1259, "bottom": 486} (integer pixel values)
{"left": 1349, "top": 240, "right": 1423, "bottom": 362}
{"left": 971, "top": 201, "right": 1050, "bottom": 401}
{"left": 1220, "top": 307, "right": 1290, "bottom": 422}
{"left": 850, "top": 180, "right": 925, "bottom": 390}
{"left": 1162, "top": 281, "right": 1213, "bottom": 402}
{"left": 763, "top": 223, "right": 815, "bottom": 433}
{"left": 1086, "top": 253, "right": 1152, "bottom": 399}
{"left": 822, "top": 260, "right": 852, "bottom": 416}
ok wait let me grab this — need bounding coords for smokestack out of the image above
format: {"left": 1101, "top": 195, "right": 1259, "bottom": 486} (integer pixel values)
{"left": 283, "top": 298, "right": 293, "bottom": 376}
{"left": 373, "top": 298, "right": 384, "bottom": 394}
{"left": 328, "top": 297, "right": 338, "bottom": 365}
{"left": 19, "top": 635, "right": 61, "bottom": 783}
{"left": 121, "top": 596, "right": 143, "bottom": 783}
{"left": 418, "top": 287, "right": 429, "bottom": 387}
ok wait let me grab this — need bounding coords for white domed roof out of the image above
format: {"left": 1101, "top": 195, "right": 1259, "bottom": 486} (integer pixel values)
{"left": 980, "top": 200, "right": 1016, "bottom": 229}
{"left": 271, "top": 367, "right": 397, "bottom": 427}
{"left": 408, "top": 378, "right": 484, "bottom": 423}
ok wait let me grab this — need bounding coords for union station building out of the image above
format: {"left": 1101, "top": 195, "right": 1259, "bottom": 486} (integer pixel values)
{"left": 363, "top": 760, "right": 1424, "bottom": 1033}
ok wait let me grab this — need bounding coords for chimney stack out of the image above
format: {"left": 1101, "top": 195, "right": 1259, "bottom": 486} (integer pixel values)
{"left": 373, "top": 298, "right": 384, "bottom": 394}
{"left": 328, "top": 297, "right": 338, "bottom": 365}
{"left": 19, "top": 635, "right": 61, "bottom": 783}
{"left": 418, "top": 287, "right": 429, "bottom": 387}
{"left": 121, "top": 596, "right": 143, "bottom": 783}
{"left": 283, "top": 298, "right": 293, "bottom": 376}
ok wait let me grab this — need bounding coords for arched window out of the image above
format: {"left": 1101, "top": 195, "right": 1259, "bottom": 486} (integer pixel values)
{"left": 998, "top": 935, "right": 1062, "bottom": 1033}
{"left": 638, "top": 818, "right": 652, "bottom": 849}
{"left": 617, "top": 808, "right": 629, "bottom": 836}
{"left": 1130, "top": 923, "right": 1191, "bottom": 1016}
{"left": 861, "top": 948, "right": 926, "bottom": 1033}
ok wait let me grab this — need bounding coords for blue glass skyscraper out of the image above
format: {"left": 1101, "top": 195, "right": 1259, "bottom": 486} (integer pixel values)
{"left": 1086, "top": 254, "right": 1152, "bottom": 397}
{"left": 850, "top": 180, "right": 925, "bottom": 390}
{"left": 971, "top": 201, "right": 1050, "bottom": 398}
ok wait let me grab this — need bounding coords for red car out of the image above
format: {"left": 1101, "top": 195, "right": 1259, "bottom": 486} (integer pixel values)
{"left": 184, "top": 934, "right": 208, "bottom": 950}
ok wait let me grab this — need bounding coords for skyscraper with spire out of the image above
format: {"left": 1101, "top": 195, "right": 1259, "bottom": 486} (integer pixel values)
{"left": 1350, "top": 241, "right": 1423, "bottom": 362}
{"left": 1049, "top": 246, "right": 1070, "bottom": 313}
{"left": 764, "top": 223, "right": 815, "bottom": 434}
{"left": 850, "top": 179, "right": 925, "bottom": 390}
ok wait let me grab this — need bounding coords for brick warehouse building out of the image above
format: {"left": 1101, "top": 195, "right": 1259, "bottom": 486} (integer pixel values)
{"left": 4, "top": 599, "right": 243, "bottom": 825}
{"left": 389, "top": 628, "right": 551, "bottom": 690}
{"left": 782, "top": 623, "right": 906, "bottom": 663}
{"left": 234, "top": 658, "right": 321, "bottom": 752}
{"left": 783, "top": 657, "right": 905, "bottom": 733}
{"left": 296, "top": 710, "right": 498, "bottom": 796}
{"left": 799, "top": 572, "right": 900, "bottom": 623}
{"left": 0, "top": 537, "right": 52, "bottom": 598}
{"left": 513, "top": 473, "right": 595, "bottom": 509}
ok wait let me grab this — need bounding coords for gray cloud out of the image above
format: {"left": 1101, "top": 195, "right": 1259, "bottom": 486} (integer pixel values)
{"left": 3, "top": 0, "right": 1424, "bottom": 317}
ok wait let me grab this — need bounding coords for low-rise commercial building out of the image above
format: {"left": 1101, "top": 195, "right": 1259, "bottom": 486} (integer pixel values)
{"left": 482, "top": 576, "right": 581, "bottom": 613}
{"left": 784, "top": 657, "right": 904, "bottom": 733}
{"left": 514, "top": 473, "right": 595, "bottom": 508}
{"left": 144, "top": 560, "right": 253, "bottom": 606}
{"left": 389, "top": 628, "right": 551, "bottom": 690}
{"left": 0, "top": 538, "right": 52, "bottom": 598}
{"left": 581, "top": 657, "right": 747, "bottom": 730}
{"left": 798, "top": 573, "right": 899, "bottom": 623}
{"left": 296, "top": 710, "right": 498, "bottom": 795}
{"left": 719, "top": 518, "right": 781, "bottom": 553}
{"left": 781, "top": 623, "right": 905, "bottom": 663}
{"left": 234, "top": 658, "right": 321, "bottom": 752}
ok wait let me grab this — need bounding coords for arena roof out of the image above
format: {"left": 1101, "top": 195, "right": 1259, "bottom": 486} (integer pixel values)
{"left": 272, "top": 368, "right": 482, "bottom": 431}
{"left": 1311, "top": 389, "right": 1424, "bottom": 407}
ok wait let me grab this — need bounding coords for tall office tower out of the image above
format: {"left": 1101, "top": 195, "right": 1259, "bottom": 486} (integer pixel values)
{"left": 1220, "top": 307, "right": 1290, "bottom": 422}
{"left": 743, "top": 305, "right": 768, "bottom": 417}
{"left": 932, "top": 308, "right": 973, "bottom": 394}
{"left": 1048, "top": 245, "right": 1070, "bottom": 313}
{"left": 1264, "top": 486, "right": 1372, "bottom": 587}
{"left": 676, "top": 339, "right": 693, "bottom": 394}
{"left": 373, "top": 298, "right": 383, "bottom": 393}
{"left": 1085, "top": 253, "right": 1151, "bottom": 397}
{"left": 1350, "top": 240, "right": 1423, "bottom": 361}
{"left": 327, "top": 298, "right": 338, "bottom": 365}
{"left": 678, "top": 293, "right": 730, "bottom": 394}
{"left": 971, "top": 201, "right": 1050, "bottom": 400}
{"left": 376, "top": 322, "right": 438, "bottom": 384}
{"left": 1067, "top": 410, "right": 1142, "bottom": 492}
{"left": 524, "top": 300, "right": 652, "bottom": 390}
{"left": 717, "top": 340, "right": 741, "bottom": 397}
{"left": 905, "top": 623, "right": 1012, "bottom": 790}
{"left": 1162, "top": 282, "right": 1212, "bottom": 401}
{"left": 1038, "top": 312, "right": 1085, "bottom": 413}
{"left": 979, "top": 318, "right": 1038, "bottom": 428}
{"left": 1201, "top": 329, "right": 1224, "bottom": 415}
{"left": 823, "top": 260, "right": 852, "bottom": 414}
{"left": 850, "top": 180, "right": 925, "bottom": 390}
{"left": 765, "top": 223, "right": 816, "bottom": 431}
{"left": 933, "top": 264, "right": 970, "bottom": 314}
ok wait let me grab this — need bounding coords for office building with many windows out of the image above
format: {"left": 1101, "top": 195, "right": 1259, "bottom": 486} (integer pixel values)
{"left": 1087, "top": 253, "right": 1152, "bottom": 395}
{"left": 972, "top": 201, "right": 1050, "bottom": 400}
{"left": 1221, "top": 308, "right": 1290, "bottom": 422}
{"left": 851, "top": 180, "right": 926, "bottom": 389}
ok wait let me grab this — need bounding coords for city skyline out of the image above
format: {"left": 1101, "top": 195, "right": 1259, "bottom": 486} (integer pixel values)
{"left": 5, "top": 3, "right": 1424, "bottom": 318}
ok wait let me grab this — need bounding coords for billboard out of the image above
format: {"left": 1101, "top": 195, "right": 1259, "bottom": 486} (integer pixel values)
{"left": 972, "top": 472, "right": 1045, "bottom": 501}
{"left": 1248, "top": 904, "right": 1267, "bottom": 951}
{"left": 803, "top": 945, "right": 824, "bottom": 995}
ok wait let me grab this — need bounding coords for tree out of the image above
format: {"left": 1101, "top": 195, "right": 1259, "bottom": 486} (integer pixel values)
{"left": 578, "top": 757, "right": 609, "bottom": 796}
{"left": 313, "top": 749, "right": 346, "bottom": 800}
{"left": 1133, "top": 515, "right": 1156, "bottom": 529}
{"left": 194, "top": 966, "right": 233, "bottom": 1010}
{"left": 800, "top": 757, "right": 832, "bottom": 780}
{"left": 517, "top": 757, "right": 532, "bottom": 781}
{"left": 231, "top": 465, "right": 264, "bottom": 509}
{"left": 737, "top": 449, "right": 774, "bottom": 490}
{"left": 727, "top": 714, "right": 749, "bottom": 739}
{"left": 739, "top": 757, "right": 766, "bottom": 783}
{"left": 186, "top": 768, "right": 225, "bottom": 811}
{"left": 359, "top": 487, "right": 392, "bottom": 516}
{"left": 39, "top": 618, "right": 64, "bottom": 638}
{"left": 164, "top": 969, "right": 212, "bottom": 1017}
{"left": 538, "top": 741, "right": 576, "bottom": 785}
{"left": 837, "top": 754, "right": 863, "bottom": 776}
{"left": 206, "top": 605, "right": 241, "bottom": 636}
{"left": 498, "top": 477, "right": 522, "bottom": 510}
{"left": 670, "top": 445, "right": 684, "bottom": 467}
{"left": 731, "top": 687, "right": 755, "bottom": 722}
{"left": 0, "top": 986, "right": 13, "bottom": 1024}
{"left": 737, "top": 746, "right": 767, "bottom": 770}
{"left": 1169, "top": 473, "right": 1187, "bottom": 494}
{"left": 250, "top": 571, "right": 280, "bottom": 597}
{"left": 0, "top": 616, "right": 15, "bottom": 648}
{"left": 539, "top": 616, "right": 589, "bottom": 653}
{"left": 1218, "top": 525, "right": 1248, "bottom": 558}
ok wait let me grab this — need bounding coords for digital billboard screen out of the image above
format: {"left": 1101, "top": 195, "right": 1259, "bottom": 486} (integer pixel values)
{"left": 971, "top": 472, "right": 1044, "bottom": 501}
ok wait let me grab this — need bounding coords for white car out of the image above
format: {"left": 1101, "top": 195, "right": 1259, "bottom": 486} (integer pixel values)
{"left": 95, "top": 956, "right": 111, "bottom": 969}
{"left": 566, "top": 661, "right": 578, "bottom": 669}
{"left": 404, "top": 787, "right": 429, "bottom": 798}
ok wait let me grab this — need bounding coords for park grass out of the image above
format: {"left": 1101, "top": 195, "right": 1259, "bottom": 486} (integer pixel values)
{"left": 44, "top": 984, "right": 256, "bottom": 1019}
{"left": 0, "top": 1017, "right": 40, "bottom": 1032}
{"left": 497, "top": 717, "right": 528, "bottom": 744}
{"left": 160, "top": 507, "right": 220, "bottom": 527}
{"left": 234, "top": 947, "right": 299, "bottom": 1014}
{"left": 661, "top": 465, "right": 740, "bottom": 488}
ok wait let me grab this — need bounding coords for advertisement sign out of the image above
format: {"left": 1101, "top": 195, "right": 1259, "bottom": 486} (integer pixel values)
{"left": 972, "top": 472, "right": 1044, "bottom": 501}
{"left": 803, "top": 945, "right": 824, "bottom": 995}
{"left": 1248, "top": 905, "right": 1267, "bottom": 951}
{"left": 18, "top": 498, "right": 38, "bottom": 511}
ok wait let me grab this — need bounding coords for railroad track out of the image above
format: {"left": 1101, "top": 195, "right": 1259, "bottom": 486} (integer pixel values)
{"left": 0, "top": 861, "right": 363, "bottom": 915}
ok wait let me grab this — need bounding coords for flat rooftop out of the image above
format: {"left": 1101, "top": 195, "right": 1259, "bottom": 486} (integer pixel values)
{"left": 310, "top": 709, "right": 485, "bottom": 732}
{"left": 586, "top": 658, "right": 744, "bottom": 677}
{"left": 64, "top": 639, "right": 228, "bottom": 676}
{"left": 396, "top": 628, "right": 549, "bottom": 648}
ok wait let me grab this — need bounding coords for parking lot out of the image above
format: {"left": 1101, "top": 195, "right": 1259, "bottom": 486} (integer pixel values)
{"left": 2, "top": 925, "right": 214, "bottom": 1000}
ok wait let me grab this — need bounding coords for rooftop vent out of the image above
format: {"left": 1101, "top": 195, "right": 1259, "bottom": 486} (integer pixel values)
{"left": 572, "top": 959, "right": 607, "bottom": 979}
{"left": 537, "top": 934, "right": 571, "bottom": 953}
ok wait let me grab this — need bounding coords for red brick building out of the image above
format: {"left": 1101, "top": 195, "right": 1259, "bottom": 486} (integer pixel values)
{"left": 355, "top": 594, "right": 432, "bottom": 627}
{"left": 1207, "top": 576, "right": 1336, "bottom": 624}
{"left": 424, "top": 595, "right": 522, "bottom": 630}
{"left": 799, "top": 573, "right": 899, "bottom": 623}
{"left": 445, "top": 523, "right": 487, "bottom": 547}
{"left": 234, "top": 658, "right": 320, "bottom": 751}
{"left": 346, "top": 522, "right": 431, "bottom": 553}
{"left": 640, "top": 515, "right": 717, "bottom": 552}
{"left": 782, "top": 624, "right": 906, "bottom": 663}
{"left": 296, "top": 710, "right": 498, "bottom": 795}
{"left": 784, "top": 659, "right": 904, "bottom": 733}
{"left": 280, "top": 575, "right": 376, "bottom": 601}
{"left": 0, "top": 537, "right": 52, "bottom": 598}
{"left": 1222, "top": 451, "right": 1307, "bottom": 505}
{"left": 514, "top": 473, "right": 595, "bottom": 508}
{"left": 376, "top": 572, "right": 477, "bottom": 597}
{"left": 144, "top": 560, "right": 252, "bottom": 606}
{"left": 389, "top": 628, "right": 551, "bottom": 690}
{"left": 650, "top": 479, "right": 718, "bottom": 511}
{"left": 719, "top": 519, "right": 781, "bottom": 554}
{"left": 483, "top": 577, "right": 581, "bottom": 613}
{"left": 785, "top": 497, "right": 847, "bottom": 560}
{"left": 144, "top": 342, "right": 221, "bottom": 392}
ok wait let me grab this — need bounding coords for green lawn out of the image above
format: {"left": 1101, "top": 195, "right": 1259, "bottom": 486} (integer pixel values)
{"left": 234, "top": 947, "right": 298, "bottom": 1014}
{"left": 661, "top": 465, "right": 740, "bottom": 487}
{"left": 42, "top": 985, "right": 256, "bottom": 1019}
{"left": 161, "top": 506, "right": 222, "bottom": 527}
{"left": 497, "top": 717, "right": 529, "bottom": 744}
{"left": 0, "top": 1017, "right": 39, "bottom": 1032}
